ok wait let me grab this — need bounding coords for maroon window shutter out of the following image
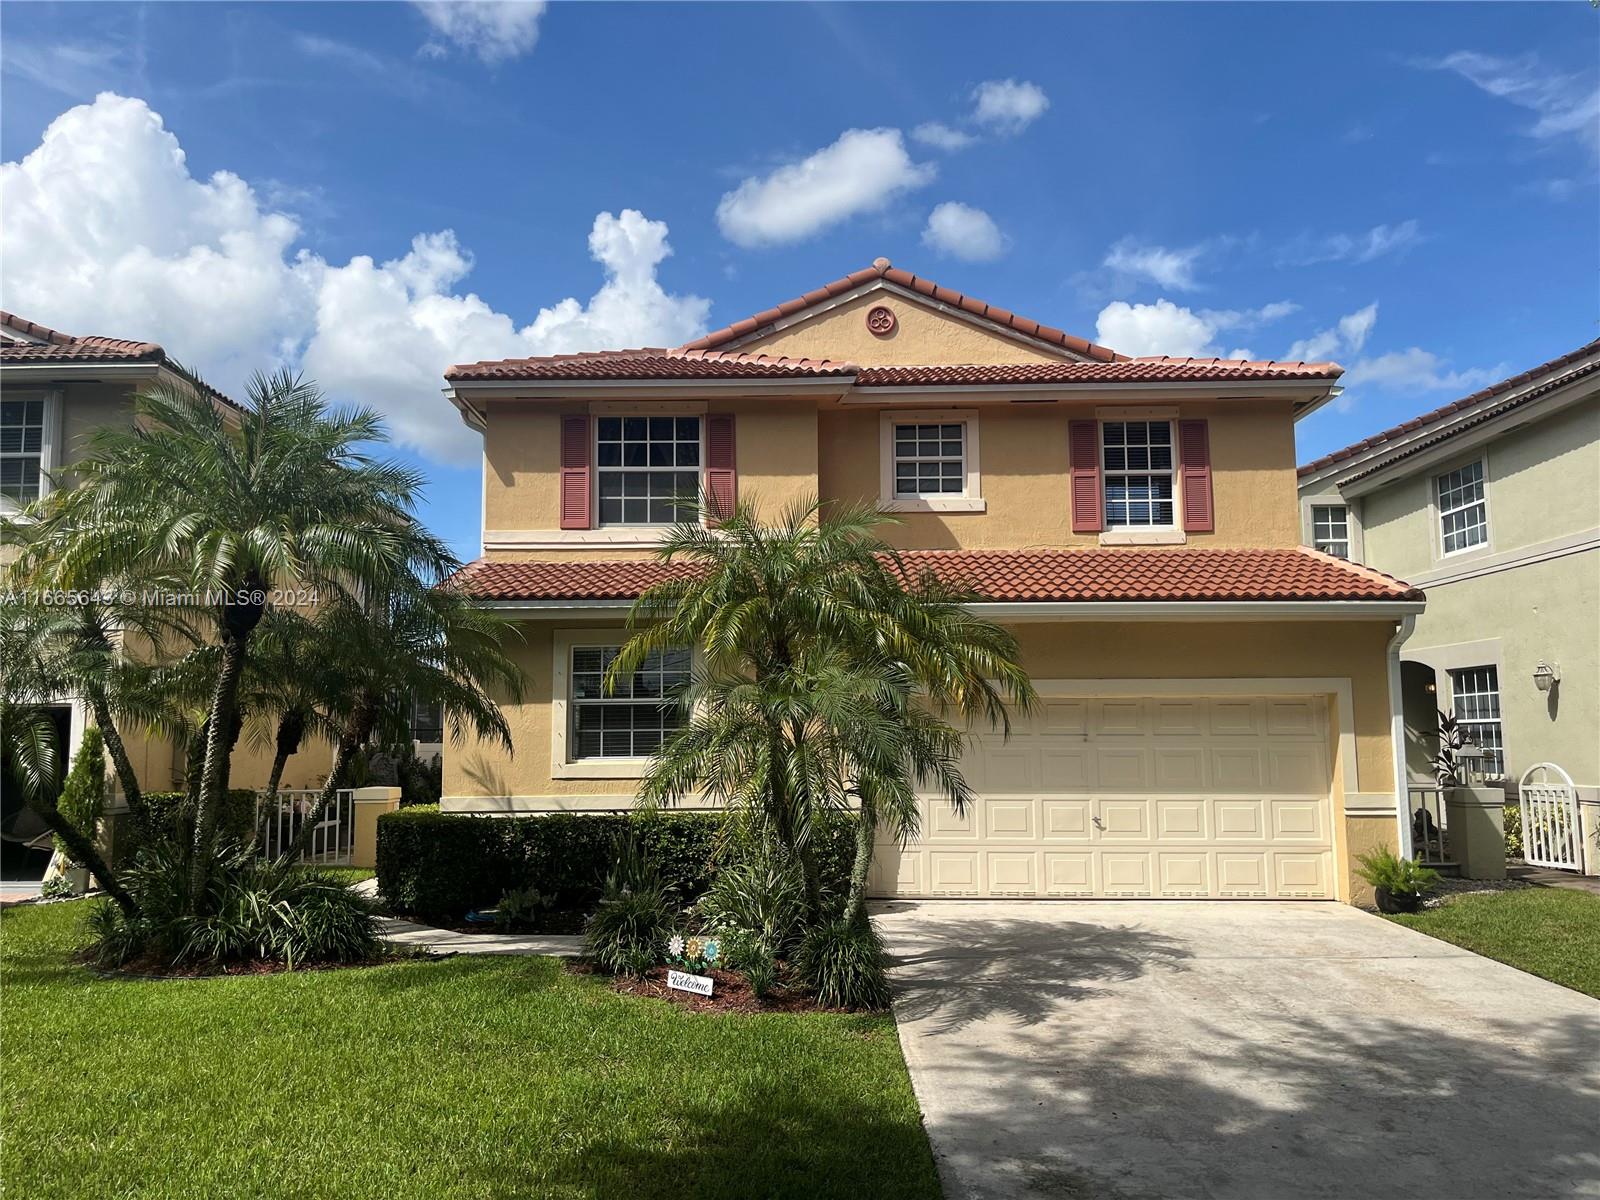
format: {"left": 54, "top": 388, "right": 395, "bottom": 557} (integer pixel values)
{"left": 1068, "top": 419, "right": 1103, "bottom": 533}
{"left": 1178, "top": 419, "right": 1214, "bottom": 533}
{"left": 559, "top": 414, "right": 591, "bottom": 530}
{"left": 705, "top": 414, "right": 736, "bottom": 525}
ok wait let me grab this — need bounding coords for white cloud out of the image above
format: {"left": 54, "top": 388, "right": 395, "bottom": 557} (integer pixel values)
{"left": 911, "top": 122, "right": 976, "bottom": 152}
{"left": 1286, "top": 302, "right": 1379, "bottom": 363}
{"left": 971, "top": 79, "right": 1049, "bottom": 134}
{"left": 920, "top": 202, "right": 1007, "bottom": 262}
{"left": 1102, "top": 238, "right": 1207, "bottom": 291}
{"left": 1095, "top": 298, "right": 1299, "bottom": 359}
{"left": 0, "top": 94, "right": 709, "bottom": 465}
{"left": 1423, "top": 50, "right": 1600, "bottom": 156}
{"left": 1344, "top": 348, "right": 1505, "bottom": 393}
{"left": 1277, "top": 220, "right": 1421, "bottom": 267}
{"left": 715, "top": 128, "right": 935, "bottom": 247}
{"left": 415, "top": 0, "right": 546, "bottom": 65}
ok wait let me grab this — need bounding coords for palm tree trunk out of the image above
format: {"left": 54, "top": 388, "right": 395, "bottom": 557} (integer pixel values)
{"left": 84, "top": 685, "right": 143, "bottom": 822}
{"left": 278, "top": 732, "right": 356, "bottom": 866}
{"left": 263, "top": 709, "right": 307, "bottom": 800}
{"left": 189, "top": 633, "right": 246, "bottom": 904}
{"left": 32, "top": 794, "right": 137, "bottom": 916}
{"left": 845, "top": 791, "right": 878, "bottom": 928}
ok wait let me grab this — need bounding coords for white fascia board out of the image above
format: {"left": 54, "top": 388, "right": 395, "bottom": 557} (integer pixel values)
{"left": 0, "top": 362, "right": 160, "bottom": 384}
{"left": 1297, "top": 363, "right": 1599, "bottom": 493}
{"left": 845, "top": 379, "right": 1338, "bottom": 405}
{"left": 477, "top": 597, "right": 1422, "bottom": 620}
{"left": 446, "top": 377, "right": 849, "bottom": 400}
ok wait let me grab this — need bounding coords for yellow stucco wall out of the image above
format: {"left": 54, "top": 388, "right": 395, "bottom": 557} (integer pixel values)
{"left": 819, "top": 399, "right": 1302, "bottom": 549}
{"left": 1342, "top": 813, "right": 1397, "bottom": 907}
{"left": 444, "top": 616, "right": 1399, "bottom": 803}
{"left": 738, "top": 290, "right": 1066, "bottom": 365}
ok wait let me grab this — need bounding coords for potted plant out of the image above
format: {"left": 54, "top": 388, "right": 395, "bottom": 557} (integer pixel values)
{"left": 1355, "top": 845, "right": 1439, "bottom": 914}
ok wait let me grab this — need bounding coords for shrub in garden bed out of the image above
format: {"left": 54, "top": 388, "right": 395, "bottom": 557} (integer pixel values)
{"left": 87, "top": 841, "right": 381, "bottom": 972}
{"left": 113, "top": 789, "right": 258, "bottom": 868}
{"left": 375, "top": 806, "right": 856, "bottom": 920}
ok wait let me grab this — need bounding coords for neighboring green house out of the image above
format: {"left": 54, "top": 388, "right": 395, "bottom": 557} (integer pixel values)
{"left": 1298, "top": 338, "right": 1599, "bottom": 860}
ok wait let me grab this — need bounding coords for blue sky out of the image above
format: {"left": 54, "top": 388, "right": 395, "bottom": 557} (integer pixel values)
{"left": 3, "top": 1, "right": 1596, "bottom": 561}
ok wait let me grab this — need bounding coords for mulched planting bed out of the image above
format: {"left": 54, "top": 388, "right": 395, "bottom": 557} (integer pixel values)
{"left": 567, "top": 961, "right": 843, "bottom": 1014}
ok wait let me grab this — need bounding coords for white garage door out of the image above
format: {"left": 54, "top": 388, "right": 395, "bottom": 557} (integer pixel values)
{"left": 870, "top": 694, "right": 1334, "bottom": 900}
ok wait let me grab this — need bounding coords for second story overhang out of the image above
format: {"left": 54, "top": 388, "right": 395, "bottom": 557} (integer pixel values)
{"left": 444, "top": 349, "right": 1345, "bottom": 431}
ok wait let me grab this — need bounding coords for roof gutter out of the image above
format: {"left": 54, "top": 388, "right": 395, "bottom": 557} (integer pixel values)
{"left": 475, "top": 597, "right": 1423, "bottom": 620}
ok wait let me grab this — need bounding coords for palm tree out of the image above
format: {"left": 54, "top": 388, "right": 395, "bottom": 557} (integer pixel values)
{"left": 278, "top": 579, "right": 524, "bottom": 865}
{"left": 241, "top": 608, "right": 341, "bottom": 800}
{"left": 10, "top": 370, "right": 453, "bottom": 903}
{"left": 609, "top": 498, "right": 1035, "bottom": 923}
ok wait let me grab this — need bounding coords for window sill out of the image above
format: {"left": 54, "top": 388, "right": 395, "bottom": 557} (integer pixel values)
{"left": 880, "top": 497, "right": 987, "bottom": 514}
{"left": 1099, "top": 529, "right": 1187, "bottom": 546}
{"left": 485, "top": 526, "right": 686, "bottom": 551}
{"left": 552, "top": 757, "right": 652, "bottom": 780}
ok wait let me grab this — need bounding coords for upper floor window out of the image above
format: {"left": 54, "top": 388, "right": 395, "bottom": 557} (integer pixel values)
{"left": 1311, "top": 504, "right": 1350, "bottom": 558}
{"left": 1102, "top": 420, "right": 1174, "bottom": 528}
{"left": 0, "top": 398, "right": 46, "bottom": 505}
{"left": 1449, "top": 665, "right": 1503, "bottom": 776}
{"left": 596, "top": 415, "right": 700, "bottom": 526}
{"left": 893, "top": 421, "right": 966, "bottom": 498}
{"left": 1436, "top": 460, "right": 1487, "bottom": 555}
{"left": 569, "top": 644, "right": 689, "bottom": 759}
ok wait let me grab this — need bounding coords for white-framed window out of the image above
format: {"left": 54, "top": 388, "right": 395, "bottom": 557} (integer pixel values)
{"left": 1102, "top": 419, "right": 1174, "bottom": 528}
{"left": 0, "top": 395, "right": 49, "bottom": 506}
{"left": 596, "top": 415, "right": 701, "bottom": 527}
{"left": 1449, "top": 665, "right": 1503, "bottom": 776}
{"left": 1311, "top": 504, "right": 1350, "bottom": 558}
{"left": 877, "top": 410, "right": 983, "bottom": 512}
{"left": 1436, "top": 460, "right": 1488, "bottom": 555}
{"left": 893, "top": 421, "right": 966, "bottom": 498}
{"left": 568, "top": 643, "right": 690, "bottom": 760}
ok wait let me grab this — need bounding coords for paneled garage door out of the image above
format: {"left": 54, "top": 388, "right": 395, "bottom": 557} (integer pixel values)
{"left": 870, "top": 695, "right": 1334, "bottom": 900}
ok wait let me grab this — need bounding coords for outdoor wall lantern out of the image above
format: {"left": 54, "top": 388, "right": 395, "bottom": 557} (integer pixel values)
{"left": 1533, "top": 660, "right": 1560, "bottom": 693}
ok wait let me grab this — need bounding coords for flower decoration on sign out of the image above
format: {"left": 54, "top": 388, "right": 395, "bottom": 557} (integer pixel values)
{"left": 703, "top": 939, "right": 720, "bottom": 965}
{"left": 866, "top": 305, "right": 897, "bottom": 337}
{"left": 668, "top": 934, "right": 685, "bottom": 959}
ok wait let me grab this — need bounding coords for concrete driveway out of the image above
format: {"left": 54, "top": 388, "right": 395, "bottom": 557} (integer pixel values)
{"left": 877, "top": 900, "right": 1600, "bottom": 1200}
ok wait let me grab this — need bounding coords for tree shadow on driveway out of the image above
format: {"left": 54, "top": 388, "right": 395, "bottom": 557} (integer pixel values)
{"left": 877, "top": 905, "right": 1192, "bottom": 1033}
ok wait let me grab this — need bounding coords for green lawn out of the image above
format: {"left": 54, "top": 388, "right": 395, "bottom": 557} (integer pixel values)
{"left": 1387, "top": 887, "right": 1600, "bottom": 998}
{"left": 302, "top": 865, "right": 375, "bottom": 886}
{"left": 0, "top": 901, "right": 938, "bottom": 1200}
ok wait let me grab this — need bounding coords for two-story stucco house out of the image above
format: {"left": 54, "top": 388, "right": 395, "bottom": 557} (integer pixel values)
{"left": 1298, "top": 339, "right": 1599, "bottom": 857}
{"left": 440, "top": 260, "right": 1426, "bottom": 904}
{"left": 0, "top": 313, "right": 332, "bottom": 839}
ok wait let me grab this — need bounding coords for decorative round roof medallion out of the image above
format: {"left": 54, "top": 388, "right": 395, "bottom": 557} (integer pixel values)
{"left": 866, "top": 305, "right": 897, "bottom": 337}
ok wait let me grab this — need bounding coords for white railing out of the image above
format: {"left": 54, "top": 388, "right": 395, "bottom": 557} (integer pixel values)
{"left": 1518, "top": 763, "right": 1581, "bottom": 872}
{"left": 256, "top": 789, "right": 354, "bottom": 865}
{"left": 1407, "top": 785, "right": 1449, "bottom": 864}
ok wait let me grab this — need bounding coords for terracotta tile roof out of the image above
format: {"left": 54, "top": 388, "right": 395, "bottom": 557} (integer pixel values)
{"left": 446, "top": 347, "right": 1341, "bottom": 387}
{"left": 0, "top": 312, "right": 163, "bottom": 363}
{"left": 679, "top": 257, "right": 1126, "bottom": 363}
{"left": 451, "top": 547, "right": 1421, "bottom": 604}
{"left": 1299, "top": 337, "right": 1600, "bottom": 478}
{"left": 0, "top": 311, "right": 241, "bottom": 411}
{"left": 855, "top": 358, "right": 1342, "bottom": 387}
{"left": 446, "top": 347, "right": 856, "bottom": 382}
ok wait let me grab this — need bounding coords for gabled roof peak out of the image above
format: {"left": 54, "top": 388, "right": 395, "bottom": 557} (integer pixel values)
{"left": 679, "top": 260, "right": 1126, "bottom": 363}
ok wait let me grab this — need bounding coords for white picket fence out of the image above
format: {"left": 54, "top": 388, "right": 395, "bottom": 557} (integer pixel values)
{"left": 256, "top": 789, "right": 354, "bottom": 865}
{"left": 1517, "top": 763, "right": 1581, "bottom": 872}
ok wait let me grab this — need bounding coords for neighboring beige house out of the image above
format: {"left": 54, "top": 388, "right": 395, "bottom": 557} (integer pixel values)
{"left": 1298, "top": 339, "right": 1599, "bottom": 856}
{"left": 0, "top": 312, "right": 332, "bottom": 813}
{"left": 440, "top": 258, "right": 1428, "bottom": 905}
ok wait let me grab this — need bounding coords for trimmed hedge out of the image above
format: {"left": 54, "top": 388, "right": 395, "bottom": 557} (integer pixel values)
{"left": 114, "top": 789, "right": 258, "bottom": 866}
{"left": 376, "top": 807, "right": 857, "bottom": 919}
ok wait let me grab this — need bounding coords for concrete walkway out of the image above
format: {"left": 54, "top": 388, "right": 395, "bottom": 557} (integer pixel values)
{"left": 877, "top": 900, "right": 1600, "bottom": 1200}
{"left": 354, "top": 882, "right": 584, "bottom": 957}
{"left": 1509, "top": 862, "right": 1600, "bottom": 894}
{"left": 375, "top": 914, "right": 583, "bottom": 957}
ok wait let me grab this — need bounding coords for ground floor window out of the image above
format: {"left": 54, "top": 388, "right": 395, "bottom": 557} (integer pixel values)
{"left": 569, "top": 644, "right": 690, "bottom": 759}
{"left": 1449, "top": 665, "right": 1503, "bottom": 776}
